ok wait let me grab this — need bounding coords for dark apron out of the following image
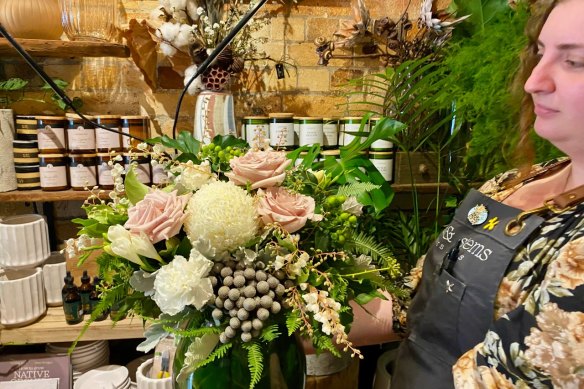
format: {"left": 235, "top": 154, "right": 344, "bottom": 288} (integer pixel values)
{"left": 391, "top": 189, "right": 544, "bottom": 388}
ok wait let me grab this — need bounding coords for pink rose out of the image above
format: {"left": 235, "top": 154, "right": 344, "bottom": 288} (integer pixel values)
{"left": 226, "top": 150, "right": 292, "bottom": 189}
{"left": 256, "top": 187, "right": 316, "bottom": 233}
{"left": 124, "top": 190, "right": 191, "bottom": 243}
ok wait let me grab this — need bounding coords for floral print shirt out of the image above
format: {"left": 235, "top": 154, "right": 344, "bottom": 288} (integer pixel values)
{"left": 452, "top": 159, "right": 584, "bottom": 388}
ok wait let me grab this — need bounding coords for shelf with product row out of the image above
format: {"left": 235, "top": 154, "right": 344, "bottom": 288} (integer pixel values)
{"left": 0, "top": 183, "right": 454, "bottom": 203}
{"left": 0, "top": 307, "right": 146, "bottom": 345}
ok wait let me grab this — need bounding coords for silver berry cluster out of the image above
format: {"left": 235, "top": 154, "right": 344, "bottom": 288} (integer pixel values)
{"left": 210, "top": 261, "right": 287, "bottom": 343}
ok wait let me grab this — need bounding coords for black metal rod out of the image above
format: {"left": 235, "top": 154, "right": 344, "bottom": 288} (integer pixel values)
{"left": 0, "top": 23, "right": 145, "bottom": 142}
{"left": 171, "top": 0, "right": 269, "bottom": 139}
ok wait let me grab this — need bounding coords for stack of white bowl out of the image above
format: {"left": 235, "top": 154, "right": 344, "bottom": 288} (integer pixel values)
{"left": 46, "top": 340, "right": 110, "bottom": 379}
{"left": 0, "top": 214, "right": 50, "bottom": 327}
{"left": 74, "top": 365, "right": 134, "bottom": 389}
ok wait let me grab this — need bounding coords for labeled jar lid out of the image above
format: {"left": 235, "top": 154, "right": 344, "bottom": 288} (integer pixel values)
{"left": 36, "top": 115, "right": 67, "bottom": 121}
{"left": 269, "top": 113, "right": 294, "bottom": 119}
{"left": 296, "top": 117, "right": 323, "bottom": 123}
{"left": 39, "top": 153, "right": 68, "bottom": 159}
{"left": 321, "top": 149, "right": 340, "bottom": 156}
{"left": 66, "top": 113, "right": 95, "bottom": 120}
{"left": 243, "top": 116, "right": 269, "bottom": 119}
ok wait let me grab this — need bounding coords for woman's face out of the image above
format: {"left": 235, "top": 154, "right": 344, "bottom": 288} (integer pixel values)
{"left": 524, "top": 0, "right": 584, "bottom": 156}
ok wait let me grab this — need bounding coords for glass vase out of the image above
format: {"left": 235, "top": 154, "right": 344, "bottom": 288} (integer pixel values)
{"left": 174, "top": 330, "right": 306, "bottom": 389}
{"left": 58, "top": 0, "right": 117, "bottom": 42}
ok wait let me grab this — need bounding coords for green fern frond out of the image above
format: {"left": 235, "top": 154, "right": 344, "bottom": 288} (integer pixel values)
{"left": 259, "top": 324, "right": 281, "bottom": 343}
{"left": 337, "top": 182, "right": 380, "bottom": 198}
{"left": 195, "top": 342, "right": 233, "bottom": 370}
{"left": 286, "top": 311, "right": 302, "bottom": 336}
{"left": 165, "top": 326, "right": 221, "bottom": 338}
{"left": 312, "top": 334, "right": 341, "bottom": 357}
{"left": 243, "top": 342, "right": 264, "bottom": 389}
{"left": 348, "top": 231, "right": 394, "bottom": 263}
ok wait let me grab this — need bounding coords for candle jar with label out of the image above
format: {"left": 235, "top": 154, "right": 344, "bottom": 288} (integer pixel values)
{"left": 37, "top": 116, "right": 67, "bottom": 154}
{"left": 69, "top": 154, "right": 98, "bottom": 190}
{"left": 66, "top": 114, "right": 96, "bottom": 154}
{"left": 39, "top": 154, "right": 69, "bottom": 191}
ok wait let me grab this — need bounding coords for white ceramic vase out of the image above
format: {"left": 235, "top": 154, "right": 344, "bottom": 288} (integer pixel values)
{"left": 0, "top": 267, "right": 47, "bottom": 327}
{"left": 42, "top": 251, "right": 67, "bottom": 306}
{"left": 193, "top": 90, "right": 237, "bottom": 144}
{"left": 0, "top": 214, "right": 50, "bottom": 269}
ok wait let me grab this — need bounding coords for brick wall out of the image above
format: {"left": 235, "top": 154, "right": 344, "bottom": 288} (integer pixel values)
{"left": 0, "top": 0, "right": 447, "bottom": 222}
{"left": 2, "top": 0, "right": 448, "bottom": 138}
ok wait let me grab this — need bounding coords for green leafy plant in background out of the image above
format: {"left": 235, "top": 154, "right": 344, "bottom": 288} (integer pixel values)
{"left": 0, "top": 78, "right": 29, "bottom": 108}
{"left": 444, "top": 0, "right": 563, "bottom": 183}
{"left": 0, "top": 77, "right": 83, "bottom": 111}
{"left": 345, "top": 56, "right": 460, "bottom": 270}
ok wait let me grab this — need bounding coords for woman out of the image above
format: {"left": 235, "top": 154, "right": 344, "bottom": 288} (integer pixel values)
{"left": 391, "top": 0, "right": 584, "bottom": 387}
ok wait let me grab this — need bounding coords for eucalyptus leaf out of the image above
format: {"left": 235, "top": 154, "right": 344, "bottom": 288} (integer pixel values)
{"left": 137, "top": 322, "right": 170, "bottom": 353}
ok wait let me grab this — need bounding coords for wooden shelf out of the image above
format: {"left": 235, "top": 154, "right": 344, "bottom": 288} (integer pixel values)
{"left": 0, "top": 38, "right": 130, "bottom": 58}
{"left": 0, "top": 307, "right": 146, "bottom": 345}
{"left": 0, "top": 184, "right": 454, "bottom": 203}
{"left": 0, "top": 189, "right": 110, "bottom": 202}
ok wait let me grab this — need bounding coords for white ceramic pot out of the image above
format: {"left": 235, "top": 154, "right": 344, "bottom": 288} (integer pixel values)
{"left": 136, "top": 358, "right": 173, "bottom": 389}
{"left": 0, "top": 214, "right": 50, "bottom": 269}
{"left": 42, "top": 251, "right": 67, "bottom": 306}
{"left": 0, "top": 267, "right": 46, "bottom": 327}
{"left": 372, "top": 349, "right": 398, "bottom": 389}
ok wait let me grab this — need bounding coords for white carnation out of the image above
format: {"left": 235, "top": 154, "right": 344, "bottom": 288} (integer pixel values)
{"left": 341, "top": 196, "right": 363, "bottom": 216}
{"left": 184, "top": 181, "right": 258, "bottom": 253}
{"left": 175, "top": 160, "right": 214, "bottom": 192}
{"left": 152, "top": 249, "right": 214, "bottom": 315}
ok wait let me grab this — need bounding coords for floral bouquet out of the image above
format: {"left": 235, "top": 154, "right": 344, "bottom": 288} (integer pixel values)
{"left": 150, "top": 0, "right": 268, "bottom": 93}
{"left": 69, "top": 117, "right": 405, "bottom": 388}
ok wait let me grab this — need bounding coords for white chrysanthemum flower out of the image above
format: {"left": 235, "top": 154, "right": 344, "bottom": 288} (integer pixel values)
{"left": 152, "top": 249, "right": 214, "bottom": 315}
{"left": 184, "top": 181, "right": 258, "bottom": 253}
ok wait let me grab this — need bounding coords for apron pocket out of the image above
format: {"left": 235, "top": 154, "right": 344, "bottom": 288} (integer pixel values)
{"left": 410, "top": 270, "right": 467, "bottom": 364}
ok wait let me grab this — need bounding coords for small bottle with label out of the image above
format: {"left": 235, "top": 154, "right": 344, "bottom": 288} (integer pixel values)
{"left": 79, "top": 270, "right": 92, "bottom": 314}
{"left": 61, "top": 271, "right": 74, "bottom": 301}
{"left": 89, "top": 276, "right": 108, "bottom": 321}
{"left": 63, "top": 278, "right": 83, "bottom": 324}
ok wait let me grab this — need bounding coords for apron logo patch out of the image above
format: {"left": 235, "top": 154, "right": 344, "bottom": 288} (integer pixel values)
{"left": 467, "top": 204, "right": 488, "bottom": 225}
{"left": 483, "top": 217, "right": 499, "bottom": 231}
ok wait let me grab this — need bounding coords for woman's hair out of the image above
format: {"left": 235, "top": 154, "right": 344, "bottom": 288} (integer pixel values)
{"left": 511, "top": 0, "right": 559, "bottom": 174}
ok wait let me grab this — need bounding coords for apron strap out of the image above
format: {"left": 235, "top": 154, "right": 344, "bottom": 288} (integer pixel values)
{"left": 551, "top": 184, "right": 584, "bottom": 209}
